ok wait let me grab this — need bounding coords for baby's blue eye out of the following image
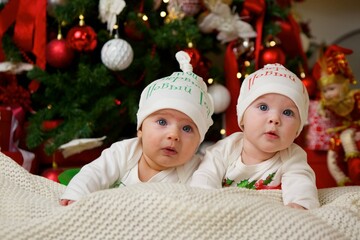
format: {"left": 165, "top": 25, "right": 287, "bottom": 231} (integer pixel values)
{"left": 182, "top": 125, "right": 192, "bottom": 133}
{"left": 283, "top": 109, "right": 294, "bottom": 116}
{"left": 157, "top": 119, "right": 167, "bottom": 126}
{"left": 259, "top": 104, "right": 268, "bottom": 111}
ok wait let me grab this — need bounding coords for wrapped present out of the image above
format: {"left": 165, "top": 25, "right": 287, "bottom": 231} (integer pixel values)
{"left": 304, "top": 100, "right": 342, "bottom": 150}
{"left": 34, "top": 121, "right": 105, "bottom": 170}
{"left": 35, "top": 143, "right": 105, "bottom": 168}
{"left": 0, "top": 105, "right": 25, "bottom": 151}
{"left": 0, "top": 105, "right": 36, "bottom": 172}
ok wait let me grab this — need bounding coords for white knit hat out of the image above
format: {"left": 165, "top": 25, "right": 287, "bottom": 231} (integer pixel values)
{"left": 137, "top": 51, "right": 214, "bottom": 142}
{"left": 236, "top": 63, "right": 309, "bottom": 136}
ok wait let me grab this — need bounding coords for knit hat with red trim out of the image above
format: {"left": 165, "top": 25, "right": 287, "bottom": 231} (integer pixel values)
{"left": 236, "top": 63, "right": 309, "bottom": 137}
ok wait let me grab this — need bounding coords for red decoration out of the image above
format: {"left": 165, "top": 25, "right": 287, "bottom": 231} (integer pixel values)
{"left": 41, "top": 168, "right": 64, "bottom": 183}
{"left": 0, "top": 82, "right": 31, "bottom": 111}
{"left": 66, "top": 25, "right": 97, "bottom": 52}
{"left": 0, "top": 0, "right": 47, "bottom": 69}
{"left": 193, "top": 59, "right": 210, "bottom": 81}
{"left": 0, "top": 106, "right": 25, "bottom": 152}
{"left": 42, "top": 120, "right": 63, "bottom": 131}
{"left": 312, "top": 45, "right": 355, "bottom": 84}
{"left": 240, "top": 0, "right": 266, "bottom": 69}
{"left": 276, "top": 15, "right": 309, "bottom": 72}
{"left": 0, "top": 105, "right": 36, "bottom": 173}
{"left": 276, "top": 0, "right": 292, "bottom": 7}
{"left": 301, "top": 76, "right": 317, "bottom": 98}
{"left": 182, "top": 48, "right": 210, "bottom": 80}
{"left": 224, "top": 40, "right": 241, "bottom": 135}
{"left": 182, "top": 48, "right": 201, "bottom": 69}
{"left": 46, "top": 38, "right": 74, "bottom": 68}
{"left": 0, "top": 0, "right": 46, "bottom": 94}
{"left": 259, "top": 46, "right": 286, "bottom": 68}
{"left": 124, "top": 20, "right": 149, "bottom": 41}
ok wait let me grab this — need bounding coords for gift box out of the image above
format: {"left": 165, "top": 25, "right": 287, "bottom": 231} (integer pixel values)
{"left": 0, "top": 105, "right": 37, "bottom": 173}
{"left": 0, "top": 105, "right": 25, "bottom": 151}
{"left": 35, "top": 144, "right": 105, "bottom": 168}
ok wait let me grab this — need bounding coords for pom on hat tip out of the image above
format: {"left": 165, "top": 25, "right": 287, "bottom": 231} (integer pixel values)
{"left": 175, "top": 51, "right": 193, "bottom": 73}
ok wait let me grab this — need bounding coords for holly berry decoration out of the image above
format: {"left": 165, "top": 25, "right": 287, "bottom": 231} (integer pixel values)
{"left": 46, "top": 33, "right": 74, "bottom": 68}
{"left": 101, "top": 38, "right": 134, "bottom": 71}
{"left": 66, "top": 15, "right": 97, "bottom": 52}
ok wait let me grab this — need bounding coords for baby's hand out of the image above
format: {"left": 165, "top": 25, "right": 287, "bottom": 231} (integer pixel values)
{"left": 286, "top": 202, "right": 306, "bottom": 210}
{"left": 60, "top": 199, "right": 76, "bottom": 206}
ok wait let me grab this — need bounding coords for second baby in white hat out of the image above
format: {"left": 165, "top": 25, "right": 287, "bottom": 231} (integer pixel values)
{"left": 191, "top": 63, "right": 320, "bottom": 210}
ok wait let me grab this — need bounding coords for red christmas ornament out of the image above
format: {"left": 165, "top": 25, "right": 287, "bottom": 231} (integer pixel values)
{"left": 42, "top": 120, "right": 63, "bottom": 131}
{"left": 41, "top": 168, "right": 64, "bottom": 183}
{"left": 193, "top": 59, "right": 210, "bottom": 80}
{"left": 259, "top": 46, "right": 286, "bottom": 68}
{"left": 124, "top": 20, "right": 149, "bottom": 41}
{"left": 46, "top": 38, "right": 74, "bottom": 68}
{"left": 301, "top": 76, "right": 317, "bottom": 98}
{"left": 66, "top": 24, "right": 97, "bottom": 52}
{"left": 182, "top": 48, "right": 201, "bottom": 69}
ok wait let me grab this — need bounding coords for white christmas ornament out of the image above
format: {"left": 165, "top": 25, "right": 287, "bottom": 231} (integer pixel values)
{"left": 208, "top": 84, "right": 231, "bottom": 114}
{"left": 101, "top": 38, "right": 134, "bottom": 71}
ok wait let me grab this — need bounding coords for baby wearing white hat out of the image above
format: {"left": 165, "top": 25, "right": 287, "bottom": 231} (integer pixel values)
{"left": 60, "top": 51, "right": 214, "bottom": 206}
{"left": 191, "top": 63, "right": 320, "bottom": 210}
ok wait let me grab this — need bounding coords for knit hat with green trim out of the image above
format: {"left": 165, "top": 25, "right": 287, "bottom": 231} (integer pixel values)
{"left": 137, "top": 51, "right": 214, "bottom": 142}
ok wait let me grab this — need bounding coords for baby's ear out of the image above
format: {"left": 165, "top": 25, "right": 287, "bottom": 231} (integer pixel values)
{"left": 137, "top": 129, "right": 143, "bottom": 138}
{"left": 239, "top": 121, "right": 244, "bottom": 130}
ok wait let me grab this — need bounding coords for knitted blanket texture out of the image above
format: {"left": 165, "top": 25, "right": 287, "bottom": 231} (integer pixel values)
{"left": 0, "top": 152, "right": 359, "bottom": 240}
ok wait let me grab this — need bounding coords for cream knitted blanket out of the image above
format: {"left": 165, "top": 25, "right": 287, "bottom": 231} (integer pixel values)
{"left": 1, "top": 152, "right": 359, "bottom": 240}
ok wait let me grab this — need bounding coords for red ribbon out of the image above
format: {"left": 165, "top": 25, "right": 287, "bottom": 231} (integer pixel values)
{"left": 241, "top": 0, "right": 266, "bottom": 70}
{"left": 0, "top": 0, "right": 18, "bottom": 61}
{"left": 276, "top": 14, "right": 309, "bottom": 73}
{"left": 0, "top": 0, "right": 47, "bottom": 69}
{"left": 224, "top": 41, "right": 241, "bottom": 135}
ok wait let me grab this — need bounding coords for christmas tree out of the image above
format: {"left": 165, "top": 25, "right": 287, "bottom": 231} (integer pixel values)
{"left": 0, "top": 0, "right": 315, "bottom": 156}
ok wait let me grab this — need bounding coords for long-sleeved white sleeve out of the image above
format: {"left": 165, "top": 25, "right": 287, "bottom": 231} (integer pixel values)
{"left": 60, "top": 138, "right": 142, "bottom": 201}
{"left": 190, "top": 133, "right": 242, "bottom": 189}
{"left": 280, "top": 145, "right": 320, "bottom": 209}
